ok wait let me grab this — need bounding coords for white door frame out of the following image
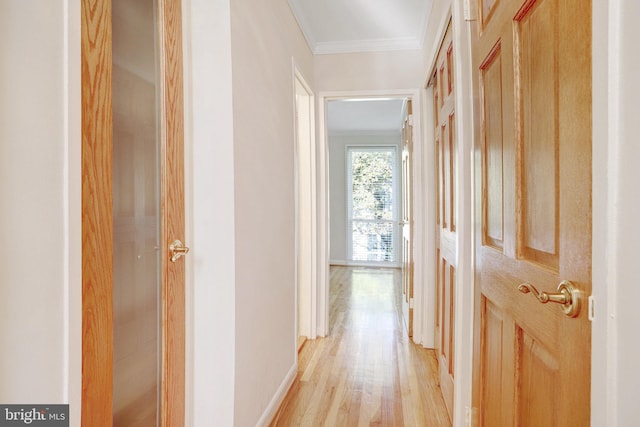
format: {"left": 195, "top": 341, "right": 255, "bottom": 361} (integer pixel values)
{"left": 293, "top": 65, "right": 318, "bottom": 341}
{"left": 591, "top": 1, "right": 640, "bottom": 425}
{"left": 316, "top": 89, "right": 428, "bottom": 344}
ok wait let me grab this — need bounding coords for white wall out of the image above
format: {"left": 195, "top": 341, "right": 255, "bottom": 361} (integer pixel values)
{"left": 315, "top": 50, "right": 427, "bottom": 93}
{"left": 328, "top": 133, "right": 402, "bottom": 265}
{"left": 0, "top": 0, "right": 81, "bottom": 422}
{"left": 229, "top": 0, "right": 314, "bottom": 425}
{"left": 182, "top": 0, "right": 237, "bottom": 425}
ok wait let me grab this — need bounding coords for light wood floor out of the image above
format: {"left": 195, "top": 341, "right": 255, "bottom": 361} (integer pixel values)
{"left": 270, "top": 266, "right": 452, "bottom": 426}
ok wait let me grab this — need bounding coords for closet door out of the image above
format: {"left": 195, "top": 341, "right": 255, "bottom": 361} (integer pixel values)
{"left": 432, "top": 20, "right": 456, "bottom": 420}
{"left": 81, "top": 0, "right": 186, "bottom": 425}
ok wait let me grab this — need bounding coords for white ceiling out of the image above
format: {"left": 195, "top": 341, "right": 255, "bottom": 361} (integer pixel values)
{"left": 288, "top": 0, "right": 433, "bottom": 54}
{"left": 327, "top": 98, "right": 407, "bottom": 134}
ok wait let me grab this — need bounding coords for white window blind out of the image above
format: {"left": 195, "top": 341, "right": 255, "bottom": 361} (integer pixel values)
{"left": 347, "top": 147, "right": 398, "bottom": 263}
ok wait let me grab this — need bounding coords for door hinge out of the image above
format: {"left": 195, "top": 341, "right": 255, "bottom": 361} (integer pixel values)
{"left": 465, "top": 406, "right": 479, "bottom": 427}
{"left": 588, "top": 295, "right": 595, "bottom": 321}
{"left": 407, "top": 114, "right": 414, "bottom": 126}
{"left": 409, "top": 297, "right": 414, "bottom": 309}
{"left": 464, "top": 0, "right": 478, "bottom": 21}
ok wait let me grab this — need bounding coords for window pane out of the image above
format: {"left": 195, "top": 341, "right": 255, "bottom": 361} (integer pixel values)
{"left": 351, "top": 220, "right": 395, "bottom": 262}
{"left": 351, "top": 150, "right": 395, "bottom": 221}
{"left": 348, "top": 147, "right": 398, "bottom": 263}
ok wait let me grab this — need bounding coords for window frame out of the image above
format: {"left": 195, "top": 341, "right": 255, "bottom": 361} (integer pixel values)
{"left": 345, "top": 144, "right": 401, "bottom": 266}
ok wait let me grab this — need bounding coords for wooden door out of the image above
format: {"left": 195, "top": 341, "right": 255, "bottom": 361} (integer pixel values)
{"left": 81, "top": 0, "right": 186, "bottom": 425}
{"left": 431, "top": 20, "right": 456, "bottom": 420}
{"left": 471, "top": 0, "right": 592, "bottom": 425}
{"left": 401, "top": 100, "right": 414, "bottom": 337}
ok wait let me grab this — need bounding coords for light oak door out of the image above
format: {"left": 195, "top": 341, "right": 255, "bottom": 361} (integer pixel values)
{"left": 471, "top": 0, "right": 592, "bottom": 425}
{"left": 401, "top": 100, "right": 414, "bottom": 337}
{"left": 81, "top": 0, "right": 186, "bottom": 425}
{"left": 431, "top": 20, "right": 456, "bottom": 420}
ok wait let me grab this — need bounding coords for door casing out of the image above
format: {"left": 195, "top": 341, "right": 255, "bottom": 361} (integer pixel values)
{"left": 317, "top": 89, "right": 427, "bottom": 343}
{"left": 294, "top": 66, "right": 317, "bottom": 341}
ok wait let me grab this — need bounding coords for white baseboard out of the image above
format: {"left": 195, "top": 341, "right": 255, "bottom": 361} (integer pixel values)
{"left": 255, "top": 362, "right": 297, "bottom": 427}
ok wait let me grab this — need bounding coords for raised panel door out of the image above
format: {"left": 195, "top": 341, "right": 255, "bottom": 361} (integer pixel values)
{"left": 471, "top": 0, "right": 592, "bottom": 425}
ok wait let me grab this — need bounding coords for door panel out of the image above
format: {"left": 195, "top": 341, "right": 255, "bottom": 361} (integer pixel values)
{"left": 112, "top": 0, "right": 161, "bottom": 422}
{"left": 81, "top": 0, "right": 186, "bottom": 424}
{"left": 112, "top": 63, "right": 160, "bottom": 425}
{"left": 480, "top": 44, "right": 504, "bottom": 250}
{"left": 401, "top": 100, "right": 414, "bottom": 336}
{"left": 431, "top": 20, "right": 455, "bottom": 420}
{"left": 472, "top": 0, "right": 592, "bottom": 425}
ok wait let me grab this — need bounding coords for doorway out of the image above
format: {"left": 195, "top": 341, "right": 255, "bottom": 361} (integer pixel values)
{"left": 326, "top": 98, "right": 405, "bottom": 269}
{"left": 321, "top": 93, "right": 427, "bottom": 342}
{"left": 294, "top": 69, "right": 317, "bottom": 345}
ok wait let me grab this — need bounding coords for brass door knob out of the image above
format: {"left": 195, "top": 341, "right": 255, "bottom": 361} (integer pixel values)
{"left": 169, "top": 240, "right": 190, "bottom": 263}
{"left": 517, "top": 280, "right": 581, "bottom": 317}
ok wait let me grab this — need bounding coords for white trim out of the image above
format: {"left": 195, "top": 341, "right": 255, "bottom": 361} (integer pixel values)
{"left": 182, "top": 1, "right": 194, "bottom": 424}
{"left": 592, "top": 1, "right": 640, "bottom": 425}
{"left": 255, "top": 363, "right": 298, "bottom": 427}
{"left": 442, "top": 3, "right": 475, "bottom": 426}
{"left": 317, "top": 93, "right": 330, "bottom": 337}
{"left": 293, "top": 64, "right": 318, "bottom": 341}
{"left": 65, "top": 0, "right": 82, "bottom": 422}
{"left": 318, "top": 89, "right": 425, "bottom": 343}
{"left": 420, "top": 83, "right": 436, "bottom": 349}
{"left": 424, "top": 8, "right": 453, "bottom": 88}
{"left": 591, "top": 0, "right": 610, "bottom": 425}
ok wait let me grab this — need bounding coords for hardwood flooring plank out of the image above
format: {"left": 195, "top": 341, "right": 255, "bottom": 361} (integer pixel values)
{"left": 270, "top": 266, "right": 451, "bottom": 427}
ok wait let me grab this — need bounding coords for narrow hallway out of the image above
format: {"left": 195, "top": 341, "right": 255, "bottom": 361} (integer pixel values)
{"left": 271, "top": 267, "right": 451, "bottom": 426}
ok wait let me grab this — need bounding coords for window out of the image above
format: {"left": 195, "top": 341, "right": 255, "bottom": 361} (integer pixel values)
{"left": 347, "top": 146, "right": 399, "bottom": 263}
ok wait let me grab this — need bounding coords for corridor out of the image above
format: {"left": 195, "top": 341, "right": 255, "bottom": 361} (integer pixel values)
{"left": 271, "top": 267, "right": 451, "bottom": 426}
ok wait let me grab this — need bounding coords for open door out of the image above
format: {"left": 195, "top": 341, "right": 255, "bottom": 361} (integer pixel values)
{"left": 431, "top": 20, "right": 456, "bottom": 420}
{"left": 81, "top": 0, "right": 187, "bottom": 424}
{"left": 471, "top": 0, "right": 592, "bottom": 425}
{"left": 400, "top": 99, "right": 414, "bottom": 337}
